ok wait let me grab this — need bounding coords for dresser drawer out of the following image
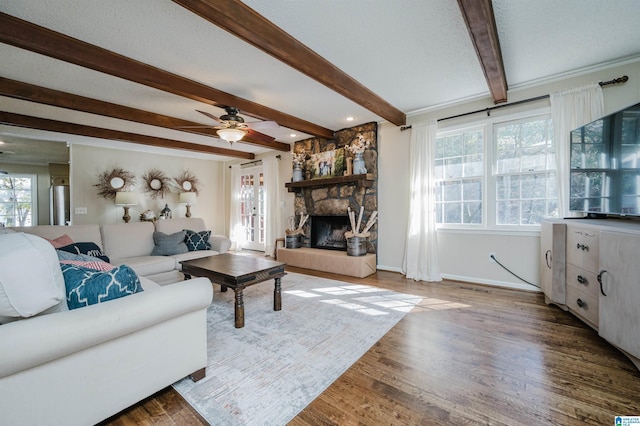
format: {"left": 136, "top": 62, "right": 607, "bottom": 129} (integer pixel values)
{"left": 566, "top": 227, "right": 599, "bottom": 272}
{"left": 565, "top": 264, "right": 599, "bottom": 298}
{"left": 566, "top": 283, "right": 599, "bottom": 328}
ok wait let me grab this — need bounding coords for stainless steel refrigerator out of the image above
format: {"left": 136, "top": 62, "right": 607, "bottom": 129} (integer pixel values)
{"left": 50, "top": 184, "right": 70, "bottom": 225}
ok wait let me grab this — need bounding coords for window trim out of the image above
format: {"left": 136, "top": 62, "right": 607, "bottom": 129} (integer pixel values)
{"left": 0, "top": 173, "right": 38, "bottom": 227}
{"left": 435, "top": 106, "right": 554, "bottom": 232}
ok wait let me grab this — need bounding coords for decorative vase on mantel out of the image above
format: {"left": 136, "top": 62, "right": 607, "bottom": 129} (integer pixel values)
{"left": 292, "top": 162, "right": 304, "bottom": 182}
{"left": 352, "top": 152, "right": 367, "bottom": 175}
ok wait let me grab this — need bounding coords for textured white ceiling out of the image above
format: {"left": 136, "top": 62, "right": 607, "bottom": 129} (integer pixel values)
{"left": 1, "top": 0, "right": 640, "bottom": 163}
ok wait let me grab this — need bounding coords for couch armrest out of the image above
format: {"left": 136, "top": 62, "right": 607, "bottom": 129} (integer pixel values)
{"left": 0, "top": 278, "right": 212, "bottom": 378}
{"left": 210, "top": 234, "right": 231, "bottom": 253}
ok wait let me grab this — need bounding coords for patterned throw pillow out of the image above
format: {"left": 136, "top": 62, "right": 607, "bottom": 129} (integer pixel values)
{"left": 151, "top": 231, "right": 188, "bottom": 256}
{"left": 59, "top": 260, "right": 115, "bottom": 271}
{"left": 57, "top": 242, "right": 110, "bottom": 262}
{"left": 184, "top": 229, "right": 211, "bottom": 251}
{"left": 60, "top": 263, "right": 143, "bottom": 310}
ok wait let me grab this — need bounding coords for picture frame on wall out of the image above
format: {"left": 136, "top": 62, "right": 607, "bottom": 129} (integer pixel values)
{"left": 307, "top": 148, "right": 345, "bottom": 179}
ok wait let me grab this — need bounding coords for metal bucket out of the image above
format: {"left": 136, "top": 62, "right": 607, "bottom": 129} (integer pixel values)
{"left": 285, "top": 235, "right": 302, "bottom": 249}
{"left": 347, "top": 236, "right": 367, "bottom": 256}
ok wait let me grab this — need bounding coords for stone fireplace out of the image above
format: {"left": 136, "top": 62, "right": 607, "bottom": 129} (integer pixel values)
{"left": 290, "top": 122, "right": 378, "bottom": 254}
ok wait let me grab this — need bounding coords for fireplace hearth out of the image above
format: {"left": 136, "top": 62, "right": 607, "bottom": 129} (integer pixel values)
{"left": 310, "top": 215, "right": 351, "bottom": 251}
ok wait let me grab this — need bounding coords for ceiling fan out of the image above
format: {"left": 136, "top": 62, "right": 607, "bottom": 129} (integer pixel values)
{"left": 195, "top": 106, "right": 279, "bottom": 144}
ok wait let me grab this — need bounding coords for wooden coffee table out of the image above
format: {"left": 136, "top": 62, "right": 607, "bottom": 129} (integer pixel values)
{"left": 180, "top": 254, "right": 286, "bottom": 328}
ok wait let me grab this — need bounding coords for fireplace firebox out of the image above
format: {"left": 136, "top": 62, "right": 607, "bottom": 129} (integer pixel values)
{"left": 310, "top": 215, "right": 351, "bottom": 251}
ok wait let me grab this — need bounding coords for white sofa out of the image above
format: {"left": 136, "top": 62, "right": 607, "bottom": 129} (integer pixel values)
{"left": 0, "top": 218, "right": 228, "bottom": 425}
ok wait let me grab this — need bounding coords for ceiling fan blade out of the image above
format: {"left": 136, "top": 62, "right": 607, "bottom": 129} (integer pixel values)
{"left": 176, "top": 125, "right": 215, "bottom": 129}
{"left": 247, "top": 120, "right": 279, "bottom": 130}
{"left": 246, "top": 128, "right": 276, "bottom": 143}
{"left": 196, "top": 109, "right": 222, "bottom": 124}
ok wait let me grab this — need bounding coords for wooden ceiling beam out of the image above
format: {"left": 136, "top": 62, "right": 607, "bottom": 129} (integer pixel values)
{"left": 457, "top": 0, "right": 508, "bottom": 104}
{"left": 0, "top": 77, "right": 291, "bottom": 152}
{"left": 173, "top": 0, "right": 407, "bottom": 126}
{"left": 0, "top": 12, "right": 333, "bottom": 139}
{"left": 0, "top": 111, "right": 255, "bottom": 159}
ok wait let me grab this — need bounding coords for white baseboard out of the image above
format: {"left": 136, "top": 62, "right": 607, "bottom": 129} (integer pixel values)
{"left": 375, "top": 265, "right": 540, "bottom": 293}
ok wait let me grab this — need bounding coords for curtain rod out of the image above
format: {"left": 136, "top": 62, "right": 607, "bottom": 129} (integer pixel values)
{"left": 400, "top": 75, "right": 629, "bottom": 131}
{"left": 228, "top": 154, "right": 281, "bottom": 168}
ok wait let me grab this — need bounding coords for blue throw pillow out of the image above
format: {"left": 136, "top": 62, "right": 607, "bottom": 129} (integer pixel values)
{"left": 60, "top": 263, "right": 143, "bottom": 310}
{"left": 151, "top": 231, "right": 188, "bottom": 255}
{"left": 184, "top": 229, "right": 211, "bottom": 251}
{"left": 57, "top": 242, "right": 110, "bottom": 263}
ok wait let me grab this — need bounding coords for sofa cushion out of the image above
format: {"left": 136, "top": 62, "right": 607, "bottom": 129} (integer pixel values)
{"left": 151, "top": 231, "right": 188, "bottom": 256}
{"left": 184, "top": 229, "right": 211, "bottom": 251}
{"left": 0, "top": 233, "right": 67, "bottom": 322}
{"left": 101, "top": 222, "right": 155, "bottom": 261}
{"left": 57, "top": 242, "right": 110, "bottom": 262}
{"left": 155, "top": 217, "right": 206, "bottom": 234}
{"left": 111, "top": 255, "right": 177, "bottom": 277}
{"left": 171, "top": 250, "right": 219, "bottom": 270}
{"left": 61, "top": 263, "right": 143, "bottom": 310}
{"left": 56, "top": 249, "right": 109, "bottom": 263}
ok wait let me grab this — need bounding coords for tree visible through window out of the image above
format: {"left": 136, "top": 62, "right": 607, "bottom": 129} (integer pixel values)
{"left": 435, "top": 128, "right": 484, "bottom": 225}
{"left": 495, "top": 117, "right": 558, "bottom": 225}
{"left": 0, "top": 174, "right": 36, "bottom": 227}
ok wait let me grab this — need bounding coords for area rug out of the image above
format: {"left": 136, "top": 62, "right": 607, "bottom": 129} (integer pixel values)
{"left": 172, "top": 271, "right": 421, "bottom": 426}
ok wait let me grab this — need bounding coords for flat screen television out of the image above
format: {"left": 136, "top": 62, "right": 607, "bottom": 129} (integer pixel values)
{"left": 569, "top": 102, "right": 640, "bottom": 216}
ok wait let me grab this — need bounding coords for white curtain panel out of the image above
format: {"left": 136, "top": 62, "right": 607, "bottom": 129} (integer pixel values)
{"left": 229, "top": 164, "right": 246, "bottom": 250}
{"left": 262, "top": 156, "right": 281, "bottom": 257}
{"left": 402, "top": 120, "right": 442, "bottom": 282}
{"left": 550, "top": 83, "right": 604, "bottom": 218}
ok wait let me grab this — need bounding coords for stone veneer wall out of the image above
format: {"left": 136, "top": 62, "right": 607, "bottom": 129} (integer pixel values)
{"left": 292, "top": 122, "right": 378, "bottom": 253}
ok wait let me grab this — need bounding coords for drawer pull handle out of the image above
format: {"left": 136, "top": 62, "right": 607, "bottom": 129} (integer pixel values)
{"left": 545, "top": 250, "right": 552, "bottom": 269}
{"left": 576, "top": 243, "right": 589, "bottom": 251}
{"left": 597, "top": 270, "right": 608, "bottom": 296}
{"left": 577, "top": 275, "right": 586, "bottom": 284}
{"left": 576, "top": 298, "right": 586, "bottom": 308}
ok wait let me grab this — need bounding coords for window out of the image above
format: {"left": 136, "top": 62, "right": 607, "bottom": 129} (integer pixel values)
{"left": 434, "top": 111, "right": 558, "bottom": 230}
{"left": 0, "top": 174, "right": 37, "bottom": 227}
{"left": 494, "top": 117, "right": 557, "bottom": 225}
{"left": 435, "top": 128, "right": 484, "bottom": 225}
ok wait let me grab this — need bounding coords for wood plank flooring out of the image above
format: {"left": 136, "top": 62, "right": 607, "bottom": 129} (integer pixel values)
{"left": 100, "top": 267, "right": 640, "bottom": 426}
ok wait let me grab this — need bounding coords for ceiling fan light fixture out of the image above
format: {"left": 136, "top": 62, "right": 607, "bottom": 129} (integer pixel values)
{"left": 217, "top": 128, "right": 246, "bottom": 143}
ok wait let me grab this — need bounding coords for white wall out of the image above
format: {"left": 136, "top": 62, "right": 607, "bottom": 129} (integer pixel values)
{"left": 377, "top": 59, "right": 640, "bottom": 290}
{"left": 70, "top": 144, "right": 226, "bottom": 233}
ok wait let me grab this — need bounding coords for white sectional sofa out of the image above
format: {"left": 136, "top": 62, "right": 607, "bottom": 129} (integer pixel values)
{"left": 0, "top": 218, "right": 229, "bottom": 425}
{"left": 13, "top": 217, "right": 231, "bottom": 285}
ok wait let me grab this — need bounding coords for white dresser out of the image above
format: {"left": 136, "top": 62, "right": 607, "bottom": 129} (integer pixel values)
{"left": 541, "top": 218, "right": 640, "bottom": 370}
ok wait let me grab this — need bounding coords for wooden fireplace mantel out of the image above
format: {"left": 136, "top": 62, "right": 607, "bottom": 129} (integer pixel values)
{"left": 285, "top": 173, "right": 374, "bottom": 193}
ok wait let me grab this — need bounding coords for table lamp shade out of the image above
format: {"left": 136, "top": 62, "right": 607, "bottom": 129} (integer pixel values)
{"left": 179, "top": 192, "right": 197, "bottom": 205}
{"left": 115, "top": 191, "right": 138, "bottom": 206}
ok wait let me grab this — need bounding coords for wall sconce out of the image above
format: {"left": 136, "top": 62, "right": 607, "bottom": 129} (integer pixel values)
{"left": 115, "top": 191, "right": 138, "bottom": 223}
{"left": 179, "top": 192, "right": 197, "bottom": 218}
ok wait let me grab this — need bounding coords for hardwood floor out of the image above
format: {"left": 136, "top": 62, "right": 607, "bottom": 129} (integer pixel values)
{"left": 101, "top": 267, "right": 640, "bottom": 425}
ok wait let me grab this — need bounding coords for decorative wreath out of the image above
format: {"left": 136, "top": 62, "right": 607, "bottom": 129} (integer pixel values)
{"left": 94, "top": 167, "right": 136, "bottom": 200}
{"left": 173, "top": 170, "right": 200, "bottom": 195}
{"left": 142, "top": 168, "right": 171, "bottom": 199}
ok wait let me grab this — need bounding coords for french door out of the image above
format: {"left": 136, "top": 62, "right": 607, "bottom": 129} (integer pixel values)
{"left": 239, "top": 167, "right": 265, "bottom": 251}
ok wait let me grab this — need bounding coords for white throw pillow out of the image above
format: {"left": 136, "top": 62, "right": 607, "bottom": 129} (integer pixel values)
{"left": 0, "top": 233, "right": 67, "bottom": 322}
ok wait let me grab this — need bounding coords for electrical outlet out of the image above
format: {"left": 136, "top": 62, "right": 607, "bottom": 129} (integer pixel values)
{"left": 489, "top": 252, "right": 496, "bottom": 263}
{"left": 75, "top": 207, "right": 87, "bottom": 214}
